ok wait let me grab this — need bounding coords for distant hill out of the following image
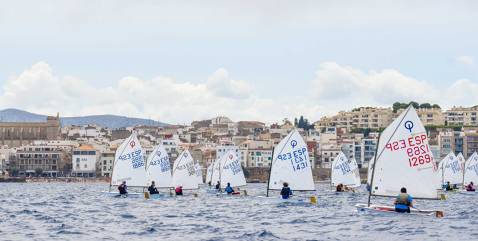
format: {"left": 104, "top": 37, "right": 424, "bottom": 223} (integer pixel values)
{"left": 0, "top": 108, "right": 170, "bottom": 129}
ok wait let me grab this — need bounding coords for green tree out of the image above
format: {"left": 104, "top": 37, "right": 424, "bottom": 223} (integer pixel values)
{"left": 432, "top": 104, "right": 441, "bottom": 109}
{"left": 419, "top": 103, "right": 432, "bottom": 109}
{"left": 409, "top": 101, "right": 419, "bottom": 109}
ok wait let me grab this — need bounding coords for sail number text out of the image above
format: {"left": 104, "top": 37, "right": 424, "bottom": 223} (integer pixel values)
{"left": 277, "top": 147, "right": 308, "bottom": 171}
{"left": 385, "top": 134, "right": 434, "bottom": 168}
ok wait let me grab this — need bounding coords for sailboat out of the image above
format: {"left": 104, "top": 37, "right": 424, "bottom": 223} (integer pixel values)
{"left": 356, "top": 106, "right": 443, "bottom": 217}
{"left": 462, "top": 152, "right": 478, "bottom": 194}
{"left": 265, "top": 129, "right": 317, "bottom": 203}
{"left": 457, "top": 153, "right": 466, "bottom": 171}
{"left": 218, "top": 150, "right": 247, "bottom": 194}
{"left": 171, "top": 150, "right": 199, "bottom": 190}
{"left": 439, "top": 152, "right": 462, "bottom": 189}
{"left": 195, "top": 162, "right": 204, "bottom": 185}
{"left": 104, "top": 133, "right": 147, "bottom": 196}
{"left": 145, "top": 144, "right": 173, "bottom": 190}
{"left": 205, "top": 164, "right": 213, "bottom": 185}
{"left": 331, "top": 152, "right": 361, "bottom": 190}
{"left": 210, "top": 158, "right": 221, "bottom": 187}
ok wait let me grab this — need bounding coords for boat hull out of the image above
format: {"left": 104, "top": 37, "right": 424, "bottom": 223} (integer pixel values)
{"left": 355, "top": 203, "right": 441, "bottom": 217}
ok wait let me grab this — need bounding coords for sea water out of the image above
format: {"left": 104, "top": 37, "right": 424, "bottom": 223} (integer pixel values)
{"left": 0, "top": 182, "right": 476, "bottom": 241}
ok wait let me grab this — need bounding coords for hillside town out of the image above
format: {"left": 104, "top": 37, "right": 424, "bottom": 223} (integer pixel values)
{"left": 1, "top": 103, "right": 478, "bottom": 180}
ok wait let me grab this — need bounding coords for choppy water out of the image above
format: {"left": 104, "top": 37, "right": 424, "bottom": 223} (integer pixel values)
{"left": 0, "top": 183, "right": 477, "bottom": 241}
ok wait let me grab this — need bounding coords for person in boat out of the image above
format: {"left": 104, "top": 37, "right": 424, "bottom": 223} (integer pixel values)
{"left": 215, "top": 181, "right": 221, "bottom": 190}
{"left": 280, "top": 182, "right": 293, "bottom": 199}
{"left": 225, "top": 182, "right": 235, "bottom": 194}
{"left": 118, "top": 181, "right": 128, "bottom": 195}
{"left": 394, "top": 187, "right": 413, "bottom": 213}
{"left": 336, "top": 183, "right": 344, "bottom": 192}
{"left": 466, "top": 182, "right": 476, "bottom": 192}
{"left": 175, "top": 186, "right": 183, "bottom": 196}
{"left": 208, "top": 181, "right": 212, "bottom": 186}
{"left": 148, "top": 181, "right": 159, "bottom": 195}
{"left": 444, "top": 181, "right": 453, "bottom": 191}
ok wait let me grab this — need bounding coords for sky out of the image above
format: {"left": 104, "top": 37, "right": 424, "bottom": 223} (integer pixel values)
{"left": 0, "top": 1, "right": 477, "bottom": 124}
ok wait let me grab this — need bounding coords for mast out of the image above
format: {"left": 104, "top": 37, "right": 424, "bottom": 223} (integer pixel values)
{"left": 367, "top": 132, "right": 381, "bottom": 207}
{"left": 266, "top": 147, "right": 275, "bottom": 197}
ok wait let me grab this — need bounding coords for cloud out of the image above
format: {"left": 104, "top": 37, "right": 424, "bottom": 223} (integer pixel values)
{"left": 1, "top": 62, "right": 478, "bottom": 124}
{"left": 206, "top": 68, "right": 253, "bottom": 99}
{"left": 311, "top": 62, "right": 437, "bottom": 107}
{"left": 0, "top": 62, "right": 288, "bottom": 123}
{"left": 456, "top": 56, "right": 475, "bottom": 67}
{"left": 310, "top": 62, "right": 478, "bottom": 114}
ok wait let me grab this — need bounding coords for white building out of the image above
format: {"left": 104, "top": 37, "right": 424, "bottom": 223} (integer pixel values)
{"left": 216, "top": 144, "right": 241, "bottom": 165}
{"left": 72, "top": 145, "right": 97, "bottom": 177}
{"left": 248, "top": 149, "right": 273, "bottom": 167}
{"left": 100, "top": 150, "right": 115, "bottom": 177}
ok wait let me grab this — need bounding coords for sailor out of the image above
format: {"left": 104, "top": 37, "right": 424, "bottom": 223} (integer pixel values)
{"left": 225, "top": 182, "right": 234, "bottom": 194}
{"left": 336, "top": 183, "right": 344, "bottom": 192}
{"left": 148, "top": 181, "right": 159, "bottom": 195}
{"left": 444, "top": 181, "right": 453, "bottom": 191}
{"left": 175, "top": 186, "right": 183, "bottom": 196}
{"left": 118, "top": 181, "right": 128, "bottom": 195}
{"left": 394, "top": 187, "right": 413, "bottom": 213}
{"left": 280, "top": 182, "right": 293, "bottom": 199}
{"left": 215, "top": 181, "right": 221, "bottom": 190}
{"left": 466, "top": 182, "right": 476, "bottom": 192}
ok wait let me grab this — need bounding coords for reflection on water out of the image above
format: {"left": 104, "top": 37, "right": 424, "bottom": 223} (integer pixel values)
{"left": 0, "top": 183, "right": 477, "bottom": 240}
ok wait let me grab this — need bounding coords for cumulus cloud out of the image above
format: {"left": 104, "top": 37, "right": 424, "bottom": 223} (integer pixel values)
{"left": 0, "top": 62, "right": 294, "bottom": 123}
{"left": 456, "top": 56, "right": 475, "bottom": 67}
{"left": 311, "top": 62, "right": 478, "bottom": 113}
{"left": 311, "top": 62, "right": 437, "bottom": 107}
{"left": 1, "top": 62, "right": 478, "bottom": 124}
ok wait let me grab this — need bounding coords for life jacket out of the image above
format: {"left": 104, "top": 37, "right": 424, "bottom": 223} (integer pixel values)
{"left": 175, "top": 187, "right": 182, "bottom": 193}
{"left": 396, "top": 193, "right": 410, "bottom": 206}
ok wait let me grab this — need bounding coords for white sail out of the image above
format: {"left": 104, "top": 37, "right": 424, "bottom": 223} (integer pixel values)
{"left": 440, "top": 152, "right": 462, "bottom": 185}
{"left": 457, "top": 153, "right": 466, "bottom": 170}
{"left": 219, "top": 151, "right": 247, "bottom": 188}
{"left": 331, "top": 152, "right": 361, "bottom": 188}
{"left": 195, "top": 162, "right": 204, "bottom": 184}
{"left": 268, "top": 129, "right": 315, "bottom": 191}
{"left": 111, "top": 133, "right": 148, "bottom": 187}
{"left": 210, "top": 158, "right": 221, "bottom": 185}
{"left": 371, "top": 106, "right": 439, "bottom": 199}
{"left": 464, "top": 152, "right": 478, "bottom": 185}
{"left": 145, "top": 144, "right": 172, "bottom": 188}
{"left": 205, "top": 164, "right": 213, "bottom": 184}
{"left": 350, "top": 158, "right": 362, "bottom": 187}
{"left": 171, "top": 150, "right": 199, "bottom": 189}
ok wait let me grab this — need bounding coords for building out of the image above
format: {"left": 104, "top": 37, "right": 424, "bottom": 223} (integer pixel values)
{"left": 215, "top": 144, "right": 241, "bottom": 165}
{"left": 0, "top": 114, "right": 61, "bottom": 147}
{"left": 100, "top": 150, "right": 115, "bottom": 177}
{"left": 445, "top": 106, "right": 478, "bottom": 126}
{"left": 437, "top": 129, "right": 455, "bottom": 158}
{"left": 314, "top": 107, "right": 394, "bottom": 131}
{"left": 415, "top": 107, "right": 445, "bottom": 126}
{"left": 247, "top": 148, "right": 273, "bottom": 167}
{"left": 463, "top": 128, "right": 478, "bottom": 158}
{"left": 11, "top": 145, "right": 65, "bottom": 177}
{"left": 72, "top": 144, "right": 97, "bottom": 177}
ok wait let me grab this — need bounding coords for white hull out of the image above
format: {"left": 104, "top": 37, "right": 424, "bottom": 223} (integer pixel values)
{"left": 256, "top": 196, "right": 315, "bottom": 204}
{"left": 459, "top": 190, "right": 477, "bottom": 195}
{"left": 355, "top": 203, "right": 440, "bottom": 216}
{"left": 101, "top": 191, "right": 143, "bottom": 197}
